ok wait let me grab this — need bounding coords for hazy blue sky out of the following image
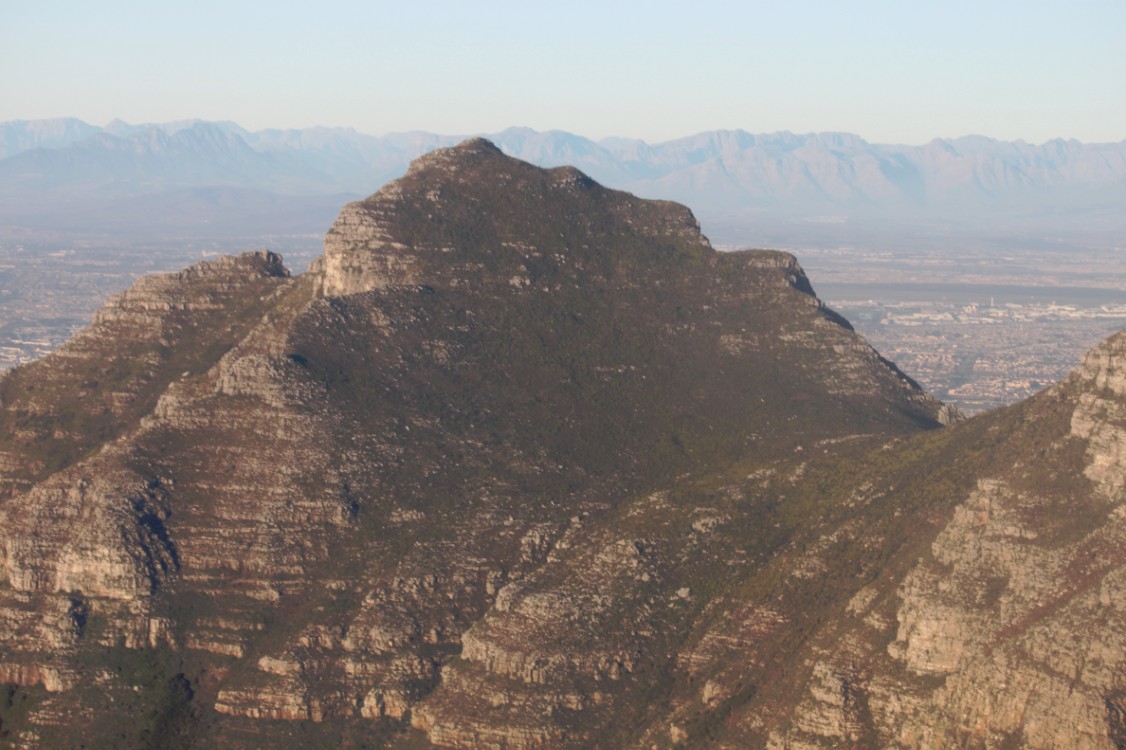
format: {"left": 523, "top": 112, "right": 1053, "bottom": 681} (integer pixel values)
{"left": 2, "top": 0, "right": 1123, "bottom": 144}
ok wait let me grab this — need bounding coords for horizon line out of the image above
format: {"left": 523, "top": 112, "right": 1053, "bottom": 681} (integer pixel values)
{"left": 4, "top": 116, "right": 1124, "bottom": 150}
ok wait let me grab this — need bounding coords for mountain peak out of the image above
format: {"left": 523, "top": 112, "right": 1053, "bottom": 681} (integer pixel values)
{"left": 452, "top": 135, "right": 503, "bottom": 154}
{"left": 0, "top": 141, "right": 966, "bottom": 748}
{"left": 314, "top": 140, "right": 711, "bottom": 297}
{"left": 404, "top": 136, "right": 504, "bottom": 171}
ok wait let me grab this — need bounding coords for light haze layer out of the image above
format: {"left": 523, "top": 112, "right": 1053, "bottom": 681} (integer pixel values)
{"left": 2, "top": 0, "right": 1123, "bottom": 144}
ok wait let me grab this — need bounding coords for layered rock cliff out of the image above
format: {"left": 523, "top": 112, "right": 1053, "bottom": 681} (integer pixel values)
{"left": 5, "top": 139, "right": 1117, "bottom": 748}
{"left": 648, "top": 334, "right": 1126, "bottom": 749}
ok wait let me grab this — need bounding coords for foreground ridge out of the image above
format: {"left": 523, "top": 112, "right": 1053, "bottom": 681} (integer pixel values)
{"left": 8, "top": 141, "right": 1124, "bottom": 748}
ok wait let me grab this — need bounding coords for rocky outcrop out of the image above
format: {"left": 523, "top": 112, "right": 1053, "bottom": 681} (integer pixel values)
{"left": 1071, "top": 331, "right": 1126, "bottom": 498}
{"left": 0, "top": 457, "right": 176, "bottom": 598}
{"left": 0, "top": 249, "right": 292, "bottom": 500}
{"left": 748, "top": 335, "right": 1126, "bottom": 749}
{"left": 92, "top": 250, "right": 288, "bottom": 325}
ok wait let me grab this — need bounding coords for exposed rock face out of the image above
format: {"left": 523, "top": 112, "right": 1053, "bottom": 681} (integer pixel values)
{"left": 686, "top": 332, "right": 1126, "bottom": 749}
{"left": 1070, "top": 332, "right": 1126, "bottom": 497}
{"left": 16, "top": 139, "right": 1126, "bottom": 749}
{"left": 0, "top": 249, "right": 290, "bottom": 499}
{"left": 0, "top": 460, "right": 176, "bottom": 599}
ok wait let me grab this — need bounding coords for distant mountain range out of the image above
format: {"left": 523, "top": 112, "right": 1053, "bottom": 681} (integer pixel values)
{"left": 1, "top": 118, "right": 1124, "bottom": 248}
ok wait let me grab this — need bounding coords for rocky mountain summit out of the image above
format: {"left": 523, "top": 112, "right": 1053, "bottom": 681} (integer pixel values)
{"left": 0, "top": 140, "right": 1121, "bottom": 748}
